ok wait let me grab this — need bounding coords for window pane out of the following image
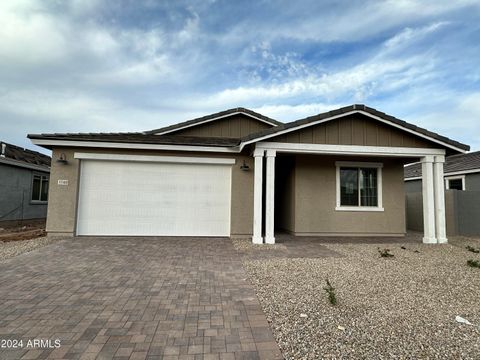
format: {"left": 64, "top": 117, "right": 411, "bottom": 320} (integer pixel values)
{"left": 340, "top": 168, "right": 358, "bottom": 206}
{"left": 32, "top": 175, "right": 41, "bottom": 201}
{"left": 40, "top": 177, "right": 49, "bottom": 201}
{"left": 448, "top": 179, "right": 463, "bottom": 190}
{"left": 360, "top": 168, "right": 378, "bottom": 206}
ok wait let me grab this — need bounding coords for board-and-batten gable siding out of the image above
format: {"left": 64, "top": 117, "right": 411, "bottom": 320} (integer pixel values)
{"left": 271, "top": 114, "right": 438, "bottom": 148}
{"left": 170, "top": 114, "right": 273, "bottom": 138}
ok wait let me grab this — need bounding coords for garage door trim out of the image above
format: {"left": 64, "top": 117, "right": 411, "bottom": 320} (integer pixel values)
{"left": 74, "top": 152, "right": 236, "bottom": 165}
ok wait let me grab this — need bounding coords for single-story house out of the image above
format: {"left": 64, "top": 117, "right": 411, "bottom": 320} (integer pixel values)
{"left": 28, "top": 105, "right": 469, "bottom": 244}
{"left": 0, "top": 141, "right": 51, "bottom": 223}
{"left": 405, "top": 150, "right": 480, "bottom": 191}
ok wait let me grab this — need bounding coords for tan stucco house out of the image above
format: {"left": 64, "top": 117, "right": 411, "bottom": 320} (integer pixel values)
{"left": 28, "top": 105, "right": 469, "bottom": 244}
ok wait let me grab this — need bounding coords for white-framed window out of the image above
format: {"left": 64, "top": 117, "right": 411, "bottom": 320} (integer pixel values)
{"left": 335, "top": 161, "right": 384, "bottom": 211}
{"left": 31, "top": 174, "right": 49, "bottom": 203}
{"left": 445, "top": 175, "right": 465, "bottom": 191}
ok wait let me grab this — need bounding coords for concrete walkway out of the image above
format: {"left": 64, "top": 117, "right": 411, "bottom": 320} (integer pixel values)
{"left": 0, "top": 238, "right": 282, "bottom": 360}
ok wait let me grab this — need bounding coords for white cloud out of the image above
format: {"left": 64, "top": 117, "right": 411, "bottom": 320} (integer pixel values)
{"left": 384, "top": 22, "right": 449, "bottom": 49}
{"left": 0, "top": 0, "right": 177, "bottom": 85}
{"left": 0, "top": 1, "right": 70, "bottom": 65}
{"left": 239, "top": 0, "right": 478, "bottom": 43}
{"left": 194, "top": 54, "right": 430, "bottom": 108}
{"left": 182, "top": 19, "right": 450, "bottom": 109}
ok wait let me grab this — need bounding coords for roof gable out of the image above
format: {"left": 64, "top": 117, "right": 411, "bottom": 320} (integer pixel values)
{"left": 146, "top": 107, "right": 282, "bottom": 137}
{"left": 266, "top": 113, "right": 439, "bottom": 149}
{"left": 242, "top": 105, "right": 469, "bottom": 154}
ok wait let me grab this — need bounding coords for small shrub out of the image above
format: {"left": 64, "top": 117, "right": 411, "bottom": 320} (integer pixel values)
{"left": 467, "top": 259, "right": 480, "bottom": 268}
{"left": 323, "top": 278, "right": 337, "bottom": 305}
{"left": 378, "top": 248, "right": 394, "bottom": 258}
{"left": 466, "top": 246, "right": 480, "bottom": 254}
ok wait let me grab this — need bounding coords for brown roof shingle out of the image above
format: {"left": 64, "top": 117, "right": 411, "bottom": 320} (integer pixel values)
{"left": 0, "top": 141, "right": 51, "bottom": 168}
{"left": 27, "top": 133, "right": 241, "bottom": 148}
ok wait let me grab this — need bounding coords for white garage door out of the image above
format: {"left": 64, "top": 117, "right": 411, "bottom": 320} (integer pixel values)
{"left": 76, "top": 156, "right": 233, "bottom": 236}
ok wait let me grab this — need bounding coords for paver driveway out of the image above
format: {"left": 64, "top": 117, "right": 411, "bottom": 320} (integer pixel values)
{"left": 0, "top": 238, "right": 282, "bottom": 360}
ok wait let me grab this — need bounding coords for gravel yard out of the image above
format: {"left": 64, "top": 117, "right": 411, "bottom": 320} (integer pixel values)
{"left": 0, "top": 236, "right": 61, "bottom": 261}
{"left": 241, "top": 236, "right": 480, "bottom": 359}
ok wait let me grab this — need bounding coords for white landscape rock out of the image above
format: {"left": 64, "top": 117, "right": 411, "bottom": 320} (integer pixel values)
{"left": 0, "top": 237, "right": 61, "bottom": 261}
{"left": 455, "top": 316, "right": 473, "bottom": 326}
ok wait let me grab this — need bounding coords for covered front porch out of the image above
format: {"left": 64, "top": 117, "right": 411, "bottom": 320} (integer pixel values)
{"left": 251, "top": 142, "right": 448, "bottom": 244}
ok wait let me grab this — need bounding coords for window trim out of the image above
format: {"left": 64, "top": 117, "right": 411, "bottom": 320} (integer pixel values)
{"left": 335, "top": 161, "right": 384, "bottom": 212}
{"left": 31, "top": 173, "right": 49, "bottom": 204}
{"left": 445, "top": 175, "right": 465, "bottom": 191}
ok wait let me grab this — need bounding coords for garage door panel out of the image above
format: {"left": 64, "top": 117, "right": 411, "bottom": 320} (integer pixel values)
{"left": 77, "top": 160, "right": 231, "bottom": 236}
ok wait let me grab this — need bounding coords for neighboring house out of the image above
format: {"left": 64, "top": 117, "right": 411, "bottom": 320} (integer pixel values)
{"left": 0, "top": 141, "right": 51, "bottom": 223}
{"left": 405, "top": 151, "right": 480, "bottom": 191}
{"left": 28, "top": 105, "right": 469, "bottom": 244}
{"left": 404, "top": 151, "right": 480, "bottom": 236}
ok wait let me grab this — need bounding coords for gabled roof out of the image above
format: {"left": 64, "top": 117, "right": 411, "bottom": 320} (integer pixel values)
{"left": 28, "top": 104, "right": 470, "bottom": 155}
{"left": 0, "top": 141, "right": 51, "bottom": 172}
{"left": 241, "top": 104, "right": 470, "bottom": 152}
{"left": 145, "top": 107, "right": 282, "bottom": 135}
{"left": 405, "top": 150, "right": 480, "bottom": 179}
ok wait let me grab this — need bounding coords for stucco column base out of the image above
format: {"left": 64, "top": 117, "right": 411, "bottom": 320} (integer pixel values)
{"left": 437, "top": 237, "right": 448, "bottom": 244}
{"left": 252, "top": 236, "right": 263, "bottom": 244}
{"left": 265, "top": 236, "right": 275, "bottom": 244}
{"left": 422, "top": 237, "right": 437, "bottom": 244}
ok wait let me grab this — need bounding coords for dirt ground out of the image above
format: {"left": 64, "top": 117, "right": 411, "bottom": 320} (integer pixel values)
{"left": 0, "top": 219, "right": 46, "bottom": 242}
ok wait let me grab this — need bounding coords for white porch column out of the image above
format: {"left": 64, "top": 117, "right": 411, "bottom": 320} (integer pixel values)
{"left": 434, "top": 155, "right": 448, "bottom": 243}
{"left": 265, "top": 149, "right": 276, "bottom": 244}
{"left": 252, "top": 149, "right": 264, "bottom": 244}
{"left": 421, "top": 156, "right": 437, "bottom": 243}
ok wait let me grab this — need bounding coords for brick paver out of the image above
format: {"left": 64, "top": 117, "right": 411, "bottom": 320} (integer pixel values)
{"left": 0, "top": 237, "right": 283, "bottom": 359}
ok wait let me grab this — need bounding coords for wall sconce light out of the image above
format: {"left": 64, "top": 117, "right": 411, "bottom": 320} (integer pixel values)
{"left": 56, "top": 153, "right": 68, "bottom": 165}
{"left": 240, "top": 160, "right": 250, "bottom": 171}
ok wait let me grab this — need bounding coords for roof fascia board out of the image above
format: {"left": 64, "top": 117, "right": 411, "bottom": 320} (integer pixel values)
{"left": 255, "top": 142, "right": 445, "bottom": 157}
{"left": 443, "top": 168, "right": 480, "bottom": 176}
{"left": 153, "top": 111, "right": 278, "bottom": 136}
{"left": 0, "top": 157, "right": 50, "bottom": 172}
{"left": 30, "top": 139, "right": 240, "bottom": 153}
{"left": 241, "top": 110, "right": 467, "bottom": 153}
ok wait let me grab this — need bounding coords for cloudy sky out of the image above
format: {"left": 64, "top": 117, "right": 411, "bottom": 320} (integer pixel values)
{"left": 1, "top": 0, "right": 480, "bottom": 154}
